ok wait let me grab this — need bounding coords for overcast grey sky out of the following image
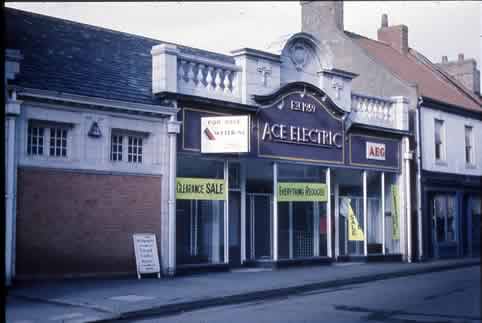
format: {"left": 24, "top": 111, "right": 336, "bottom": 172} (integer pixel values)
{"left": 6, "top": 1, "right": 482, "bottom": 91}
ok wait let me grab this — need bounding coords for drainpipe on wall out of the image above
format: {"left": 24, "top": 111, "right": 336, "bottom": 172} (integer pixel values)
{"left": 403, "top": 136, "right": 413, "bottom": 263}
{"left": 415, "top": 97, "right": 424, "bottom": 261}
{"left": 167, "top": 114, "right": 181, "bottom": 276}
{"left": 5, "top": 90, "right": 21, "bottom": 286}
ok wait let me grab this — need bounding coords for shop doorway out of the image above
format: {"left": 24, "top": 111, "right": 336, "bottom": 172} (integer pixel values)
{"left": 246, "top": 193, "right": 273, "bottom": 260}
{"left": 229, "top": 191, "right": 242, "bottom": 267}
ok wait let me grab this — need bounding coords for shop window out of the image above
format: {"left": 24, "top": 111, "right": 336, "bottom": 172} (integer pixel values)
{"left": 176, "top": 156, "right": 225, "bottom": 266}
{"left": 434, "top": 119, "right": 445, "bottom": 161}
{"left": 433, "top": 194, "right": 457, "bottom": 243}
{"left": 277, "top": 163, "right": 326, "bottom": 259}
{"left": 465, "top": 126, "right": 474, "bottom": 165}
{"left": 27, "top": 120, "right": 71, "bottom": 158}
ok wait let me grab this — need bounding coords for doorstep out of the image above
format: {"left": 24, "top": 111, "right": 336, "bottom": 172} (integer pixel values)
{"left": 337, "top": 254, "right": 403, "bottom": 262}
{"left": 176, "top": 263, "right": 230, "bottom": 276}
{"left": 244, "top": 256, "right": 333, "bottom": 269}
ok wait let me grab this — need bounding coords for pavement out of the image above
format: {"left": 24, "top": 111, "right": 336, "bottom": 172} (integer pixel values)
{"left": 6, "top": 257, "right": 480, "bottom": 323}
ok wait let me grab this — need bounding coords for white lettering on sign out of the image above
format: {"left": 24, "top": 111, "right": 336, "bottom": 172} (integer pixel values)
{"left": 201, "top": 116, "right": 250, "bottom": 153}
{"left": 366, "top": 142, "right": 386, "bottom": 161}
{"left": 133, "top": 233, "right": 160, "bottom": 279}
{"left": 261, "top": 122, "right": 342, "bottom": 149}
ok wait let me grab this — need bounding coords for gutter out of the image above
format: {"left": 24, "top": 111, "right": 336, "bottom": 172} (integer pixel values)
{"left": 10, "top": 86, "right": 179, "bottom": 117}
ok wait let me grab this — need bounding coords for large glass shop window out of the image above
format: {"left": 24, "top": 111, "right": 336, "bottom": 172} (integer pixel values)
{"left": 384, "top": 173, "right": 400, "bottom": 254}
{"left": 469, "top": 195, "right": 481, "bottom": 255}
{"left": 432, "top": 194, "right": 457, "bottom": 244}
{"left": 336, "top": 169, "right": 364, "bottom": 256}
{"left": 366, "top": 171, "right": 383, "bottom": 254}
{"left": 176, "top": 156, "right": 225, "bottom": 265}
{"left": 277, "top": 163, "right": 327, "bottom": 259}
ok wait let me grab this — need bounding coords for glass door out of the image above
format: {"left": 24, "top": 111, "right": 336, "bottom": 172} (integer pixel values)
{"left": 246, "top": 193, "right": 272, "bottom": 260}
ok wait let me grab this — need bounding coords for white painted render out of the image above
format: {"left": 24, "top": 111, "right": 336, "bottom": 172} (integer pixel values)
{"left": 17, "top": 101, "right": 170, "bottom": 176}
{"left": 421, "top": 106, "right": 482, "bottom": 176}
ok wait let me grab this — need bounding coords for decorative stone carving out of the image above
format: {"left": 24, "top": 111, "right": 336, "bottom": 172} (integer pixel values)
{"left": 257, "top": 61, "right": 272, "bottom": 87}
{"left": 331, "top": 77, "right": 344, "bottom": 100}
{"left": 289, "top": 41, "right": 309, "bottom": 71}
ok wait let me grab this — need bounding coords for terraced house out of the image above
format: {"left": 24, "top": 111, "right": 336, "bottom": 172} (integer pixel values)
{"left": 4, "top": 2, "right": 481, "bottom": 285}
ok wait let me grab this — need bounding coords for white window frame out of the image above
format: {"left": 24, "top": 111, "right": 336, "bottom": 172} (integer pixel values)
{"left": 26, "top": 120, "right": 72, "bottom": 160}
{"left": 110, "top": 129, "right": 148, "bottom": 165}
{"left": 464, "top": 125, "right": 475, "bottom": 167}
{"left": 434, "top": 118, "right": 446, "bottom": 164}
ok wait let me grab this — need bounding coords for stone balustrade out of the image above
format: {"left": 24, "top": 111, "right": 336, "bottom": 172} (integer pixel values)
{"left": 350, "top": 93, "right": 408, "bottom": 131}
{"left": 176, "top": 53, "right": 242, "bottom": 103}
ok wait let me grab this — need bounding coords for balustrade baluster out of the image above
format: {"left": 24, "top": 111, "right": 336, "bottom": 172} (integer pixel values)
{"left": 197, "top": 64, "right": 205, "bottom": 88}
{"left": 187, "top": 62, "right": 196, "bottom": 87}
{"left": 178, "top": 60, "right": 187, "bottom": 83}
{"left": 223, "top": 70, "right": 231, "bottom": 94}
{"left": 215, "top": 68, "right": 223, "bottom": 92}
{"left": 206, "top": 67, "right": 214, "bottom": 91}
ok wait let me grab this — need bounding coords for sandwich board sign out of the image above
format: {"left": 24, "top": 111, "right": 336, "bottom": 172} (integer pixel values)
{"left": 133, "top": 233, "right": 161, "bottom": 279}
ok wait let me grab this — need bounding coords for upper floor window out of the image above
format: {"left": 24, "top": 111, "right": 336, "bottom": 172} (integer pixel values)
{"left": 27, "top": 126, "right": 44, "bottom": 155}
{"left": 465, "top": 125, "right": 474, "bottom": 165}
{"left": 110, "top": 129, "right": 146, "bottom": 164}
{"left": 434, "top": 119, "right": 445, "bottom": 161}
{"left": 27, "top": 121, "right": 70, "bottom": 158}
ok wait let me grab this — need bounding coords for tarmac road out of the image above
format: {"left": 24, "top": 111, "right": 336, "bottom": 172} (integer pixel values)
{"left": 130, "top": 266, "right": 481, "bottom": 323}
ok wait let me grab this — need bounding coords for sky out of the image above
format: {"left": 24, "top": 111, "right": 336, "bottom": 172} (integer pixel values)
{"left": 6, "top": 1, "right": 482, "bottom": 92}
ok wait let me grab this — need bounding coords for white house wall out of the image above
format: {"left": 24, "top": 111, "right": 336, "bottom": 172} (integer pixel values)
{"left": 421, "top": 106, "right": 482, "bottom": 176}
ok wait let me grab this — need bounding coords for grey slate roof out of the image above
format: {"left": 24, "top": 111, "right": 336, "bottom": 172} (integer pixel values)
{"left": 5, "top": 7, "right": 235, "bottom": 105}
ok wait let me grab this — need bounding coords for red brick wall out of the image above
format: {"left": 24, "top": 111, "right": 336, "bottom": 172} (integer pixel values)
{"left": 16, "top": 167, "right": 162, "bottom": 277}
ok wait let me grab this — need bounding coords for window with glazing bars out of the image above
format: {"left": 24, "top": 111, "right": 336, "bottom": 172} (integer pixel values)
{"left": 49, "top": 127, "right": 68, "bottom": 157}
{"left": 127, "top": 136, "right": 143, "bottom": 163}
{"left": 434, "top": 119, "right": 444, "bottom": 161}
{"left": 27, "top": 125, "right": 44, "bottom": 155}
{"left": 465, "top": 126, "right": 473, "bottom": 164}
{"left": 110, "top": 134, "right": 123, "bottom": 161}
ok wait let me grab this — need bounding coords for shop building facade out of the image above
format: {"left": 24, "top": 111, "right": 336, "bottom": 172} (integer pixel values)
{"left": 152, "top": 27, "right": 412, "bottom": 273}
{"left": 5, "top": 2, "right": 479, "bottom": 283}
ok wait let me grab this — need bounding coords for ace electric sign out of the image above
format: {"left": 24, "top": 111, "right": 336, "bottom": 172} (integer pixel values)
{"left": 201, "top": 115, "right": 250, "bottom": 153}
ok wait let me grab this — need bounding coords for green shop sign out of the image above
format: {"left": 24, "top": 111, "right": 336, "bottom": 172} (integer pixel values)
{"left": 176, "top": 177, "right": 225, "bottom": 200}
{"left": 277, "top": 182, "right": 327, "bottom": 202}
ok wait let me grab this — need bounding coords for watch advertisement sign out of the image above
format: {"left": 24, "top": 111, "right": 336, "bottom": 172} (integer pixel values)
{"left": 201, "top": 115, "right": 250, "bottom": 153}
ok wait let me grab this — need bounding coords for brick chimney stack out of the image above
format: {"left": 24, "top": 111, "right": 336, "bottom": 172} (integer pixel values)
{"left": 437, "top": 54, "right": 481, "bottom": 95}
{"left": 377, "top": 14, "right": 409, "bottom": 55}
{"left": 301, "top": 1, "right": 344, "bottom": 38}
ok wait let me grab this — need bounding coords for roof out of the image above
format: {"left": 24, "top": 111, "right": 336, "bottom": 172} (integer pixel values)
{"left": 5, "top": 7, "right": 234, "bottom": 106}
{"left": 345, "top": 30, "right": 482, "bottom": 113}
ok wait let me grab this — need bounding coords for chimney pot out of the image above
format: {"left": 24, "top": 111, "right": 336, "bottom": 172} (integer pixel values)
{"left": 381, "top": 14, "right": 388, "bottom": 28}
{"left": 442, "top": 56, "right": 448, "bottom": 63}
{"left": 458, "top": 53, "right": 464, "bottom": 62}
